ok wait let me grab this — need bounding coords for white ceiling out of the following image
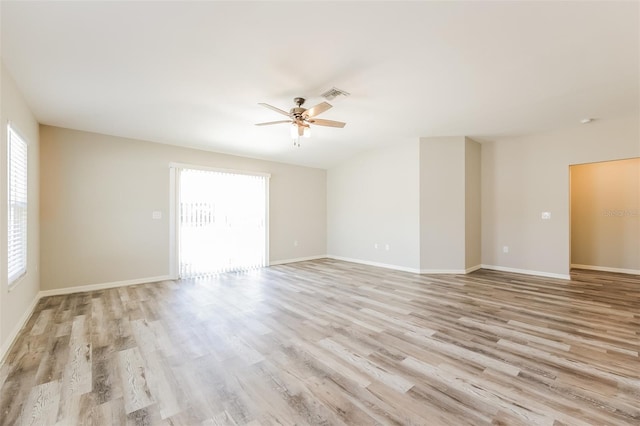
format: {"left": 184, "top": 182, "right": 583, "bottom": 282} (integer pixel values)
{"left": 1, "top": 1, "right": 638, "bottom": 169}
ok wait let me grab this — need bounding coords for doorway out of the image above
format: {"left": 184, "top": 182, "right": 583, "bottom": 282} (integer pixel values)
{"left": 569, "top": 157, "right": 639, "bottom": 274}
{"left": 173, "top": 165, "right": 269, "bottom": 278}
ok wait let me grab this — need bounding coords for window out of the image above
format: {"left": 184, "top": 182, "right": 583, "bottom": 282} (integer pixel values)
{"left": 177, "top": 167, "right": 268, "bottom": 278}
{"left": 7, "top": 125, "right": 28, "bottom": 286}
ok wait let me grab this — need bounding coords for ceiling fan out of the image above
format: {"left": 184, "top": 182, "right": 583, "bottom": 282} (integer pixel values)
{"left": 255, "top": 97, "right": 346, "bottom": 145}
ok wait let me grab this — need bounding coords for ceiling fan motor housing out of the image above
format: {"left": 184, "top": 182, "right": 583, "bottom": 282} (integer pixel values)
{"left": 290, "top": 107, "right": 307, "bottom": 120}
{"left": 291, "top": 98, "right": 307, "bottom": 121}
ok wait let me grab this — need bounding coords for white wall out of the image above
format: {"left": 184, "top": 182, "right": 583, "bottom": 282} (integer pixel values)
{"left": 327, "top": 141, "right": 420, "bottom": 271}
{"left": 482, "top": 114, "right": 640, "bottom": 277}
{"left": 40, "top": 126, "right": 326, "bottom": 291}
{"left": 0, "top": 63, "right": 40, "bottom": 358}
{"left": 570, "top": 157, "right": 639, "bottom": 272}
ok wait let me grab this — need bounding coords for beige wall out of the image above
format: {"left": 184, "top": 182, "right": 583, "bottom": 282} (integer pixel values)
{"left": 420, "top": 137, "right": 466, "bottom": 271}
{"left": 419, "top": 136, "right": 481, "bottom": 272}
{"left": 327, "top": 136, "right": 480, "bottom": 274}
{"left": 327, "top": 141, "right": 421, "bottom": 271}
{"left": 482, "top": 114, "right": 640, "bottom": 277}
{"left": 570, "top": 158, "right": 639, "bottom": 272}
{"left": 1, "top": 63, "right": 40, "bottom": 357}
{"left": 40, "top": 126, "right": 326, "bottom": 291}
{"left": 465, "top": 137, "right": 481, "bottom": 270}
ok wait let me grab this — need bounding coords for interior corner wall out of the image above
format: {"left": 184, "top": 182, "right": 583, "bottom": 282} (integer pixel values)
{"left": 327, "top": 141, "right": 420, "bottom": 271}
{"left": 481, "top": 114, "right": 640, "bottom": 277}
{"left": 1, "top": 63, "right": 40, "bottom": 358}
{"left": 39, "top": 126, "right": 327, "bottom": 291}
{"left": 419, "top": 137, "right": 466, "bottom": 271}
{"left": 570, "top": 157, "right": 639, "bottom": 272}
{"left": 465, "top": 137, "right": 481, "bottom": 270}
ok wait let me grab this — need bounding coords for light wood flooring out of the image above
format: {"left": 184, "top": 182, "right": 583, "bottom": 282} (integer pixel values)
{"left": 1, "top": 260, "right": 639, "bottom": 425}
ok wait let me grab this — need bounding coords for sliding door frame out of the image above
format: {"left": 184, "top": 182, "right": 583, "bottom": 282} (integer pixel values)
{"left": 168, "top": 162, "right": 270, "bottom": 279}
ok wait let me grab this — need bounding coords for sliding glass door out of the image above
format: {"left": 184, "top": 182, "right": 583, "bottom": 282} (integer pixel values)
{"left": 177, "top": 167, "right": 268, "bottom": 278}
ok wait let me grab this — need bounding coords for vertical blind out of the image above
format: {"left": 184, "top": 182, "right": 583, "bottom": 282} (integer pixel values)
{"left": 7, "top": 125, "right": 28, "bottom": 285}
{"left": 179, "top": 168, "right": 267, "bottom": 278}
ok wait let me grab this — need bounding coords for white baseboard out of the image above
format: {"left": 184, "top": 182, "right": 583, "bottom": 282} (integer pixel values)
{"left": 571, "top": 264, "right": 640, "bottom": 275}
{"left": 481, "top": 264, "right": 571, "bottom": 280}
{"left": 418, "top": 265, "right": 483, "bottom": 274}
{"left": 269, "top": 255, "right": 327, "bottom": 266}
{"left": 465, "top": 264, "right": 482, "bottom": 274}
{"left": 0, "top": 293, "right": 40, "bottom": 364}
{"left": 327, "top": 256, "right": 484, "bottom": 275}
{"left": 327, "top": 255, "right": 422, "bottom": 274}
{"left": 419, "top": 268, "right": 466, "bottom": 274}
{"left": 39, "top": 275, "right": 172, "bottom": 298}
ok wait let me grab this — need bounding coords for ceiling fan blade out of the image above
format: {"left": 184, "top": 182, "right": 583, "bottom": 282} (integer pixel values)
{"left": 303, "top": 102, "right": 332, "bottom": 118}
{"left": 255, "top": 120, "right": 292, "bottom": 126}
{"left": 309, "top": 118, "right": 346, "bottom": 128}
{"left": 258, "top": 103, "right": 290, "bottom": 117}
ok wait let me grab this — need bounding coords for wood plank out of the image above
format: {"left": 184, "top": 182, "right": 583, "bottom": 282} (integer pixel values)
{"left": 117, "top": 347, "right": 155, "bottom": 414}
{"left": 19, "top": 380, "right": 60, "bottom": 426}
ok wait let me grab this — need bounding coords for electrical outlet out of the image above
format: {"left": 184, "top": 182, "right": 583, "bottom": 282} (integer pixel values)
{"left": 293, "top": 240, "right": 298, "bottom": 247}
{"left": 374, "top": 243, "right": 378, "bottom": 249}
{"left": 541, "top": 212, "right": 551, "bottom": 220}
{"left": 385, "top": 244, "right": 390, "bottom": 251}
{"left": 503, "top": 246, "right": 509, "bottom": 253}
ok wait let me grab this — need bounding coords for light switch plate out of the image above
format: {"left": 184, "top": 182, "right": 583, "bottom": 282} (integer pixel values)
{"left": 152, "top": 211, "right": 162, "bottom": 220}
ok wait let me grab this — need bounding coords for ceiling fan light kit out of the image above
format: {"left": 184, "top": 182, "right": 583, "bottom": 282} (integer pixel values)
{"left": 256, "top": 96, "right": 346, "bottom": 147}
{"left": 290, "top": 122, "right": 310, "bottom": 139}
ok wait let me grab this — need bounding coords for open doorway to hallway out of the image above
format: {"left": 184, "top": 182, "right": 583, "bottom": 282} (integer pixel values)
{"left": 569, "top": 157, "right": 639, "bottom": 274}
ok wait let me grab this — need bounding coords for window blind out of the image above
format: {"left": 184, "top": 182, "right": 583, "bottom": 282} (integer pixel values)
{"left": 8, "top": 125, "right": 28, "bottom": 285}
{"left": 179, "top": 168, "right": 267, "bottom": 278}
